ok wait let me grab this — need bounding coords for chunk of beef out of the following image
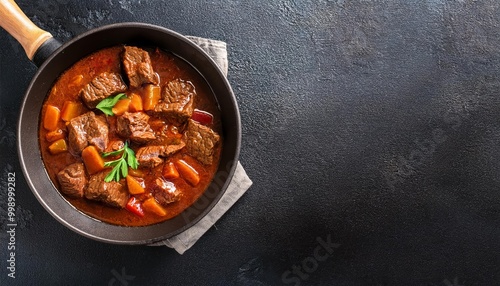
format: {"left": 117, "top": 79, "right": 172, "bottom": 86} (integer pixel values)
{"left": 154, "top": 79, "right": 195, "bottom": 124}
{"left": 136, "top": 141, "right": 186, "bottom": 168}
{"left": 135, "top": 146, "right": 164, "bottom": 168}
{"left": 116, "top": 112, "right": 156, "bottom": 144}
{"left": 57, "top": 163, "right": 87, "bottom": 198}
{"left": 150, "top": 123, "right": 183, "bottom": 146}
{"left": 80, "top": 72, "right": 127, "bottom": 109}
{"left": 107, "top": 140, "right": 125, "bottom": 153}
{"left": 183, "top": 119, "right": 220, "bottom": 165}
{"left": 85, "top": 172, "right": 128, "bottom": 208}
{"left": 122, "top": 46, "right": 159, "bottom": 87}
{"left": 151, "top": 178, "right": 181, "bottom": 206}
{"left": 67, "top": 111, "right": 109, "bottom": 154}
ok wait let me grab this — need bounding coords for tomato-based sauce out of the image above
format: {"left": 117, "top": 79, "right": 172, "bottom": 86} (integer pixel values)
{"left": 39, "top": 46, "right": 222, "bottom": 226}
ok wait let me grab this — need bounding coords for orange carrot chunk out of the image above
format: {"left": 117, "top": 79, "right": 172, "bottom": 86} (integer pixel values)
{"left": 143, "top": 84, "right": 161, "bottom": 111}
{"left": 45, "top": 129, "right": 65, "bottom": 142}
{"left": 128, "top": 93, "right": 143, "bottom": 112}
{"left": 61, "top": 101, "right": 83, "bottom": 121}
{"left": 111, "top": 98, "right": 131, "bottom": 115}
{"left": 142, "top": 198, "right": 167, "bottom": 216}
{"left": 48, "top": 139, "right": 67, "bottom": 155}
{"left": 126, "top": 175, "right": 145, "bottom": 195}
{"left": 82, "top": 145, "right": 105, "bottom": 175}
{"left": 43, "top": 105, "right": 60, "bottom": 131}
{"left": 175, "top": 159, "right": 200, "bottom": 186}
{"left": 128, "top": 168, "right": 145, "bottom": 178}
{"left": 68, "top": 75, "right": 83, "bottom": 87}
{"left": 162, "top": 161, "right": 179, "bottom": 179}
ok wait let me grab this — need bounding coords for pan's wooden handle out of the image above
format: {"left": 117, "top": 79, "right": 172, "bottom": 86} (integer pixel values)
{"left": 0, "top": 0, "right": 53, "bottom": 59}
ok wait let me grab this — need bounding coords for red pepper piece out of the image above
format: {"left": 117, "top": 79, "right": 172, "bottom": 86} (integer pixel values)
{"left": 191, "top": 109, "right": 213, "bottom": 125}
{"left": 126, "top": 197, "right": 145, "bottom": 217}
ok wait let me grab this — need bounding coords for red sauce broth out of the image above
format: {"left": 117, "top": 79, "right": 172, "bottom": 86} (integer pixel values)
{"left": 39, "top": 46, "right": 222, "bottom": 226}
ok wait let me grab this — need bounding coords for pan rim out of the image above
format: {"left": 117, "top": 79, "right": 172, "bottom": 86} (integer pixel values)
{"left": 17, "top": 22, "right": 241, "bottom": 244}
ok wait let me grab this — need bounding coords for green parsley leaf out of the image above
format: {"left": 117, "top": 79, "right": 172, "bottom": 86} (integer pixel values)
{"left": 96, "top": 93, "right": 127, "bottom": 116}
{"left": 125, "top": 147, "right": 139, "bottom": 169}
{"left": 102, "top": 148, "right": 125, "bottom": 158}
{"left": 103, "top": 142, "right": 139, "bottom": 182}
{"left": 121, "top": 160, "right": 128, "bottom": 177}
{"left": 103, "top": 157, "right": 122, "bottom": 168}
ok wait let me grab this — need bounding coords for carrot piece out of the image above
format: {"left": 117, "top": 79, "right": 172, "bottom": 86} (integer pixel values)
{"left": 82, "top": 145, "right": 105, "bottom": 174}
{"left": 142, "top": 84, "right": 161, "bottom": 111}
{"left": 61, "top": 101, "right": 83, "bottom": 121}
{"left": 111, "top": 98, "right": 131, "bottom": 116}
{"left": 126, "top": 175, "right": 145, "bottom": 195}
{"left": 128, "top": 93, "right": 143, "bottom": 112}
{"left": 163, "top": 161, "right": 179, "bottom": 179}
{"left": 128, "top": 168, "right": 145, "bottom": 178}
{"left": 48, "top": 139, "right": 67, "bottom": 155}
{"left": 43, "top": 105, "right": 60, "bottom": 131}
{"left": 175, "top": 159, "right": 200, "bottom": 186}
{"left": 45, "top": 129, "right": 65, "bottom": 142}
{"left": 69, "top": 75, "right": 83, "bottom": 87}
{"left": 142, "top": 198, "right": 167, "bottom": 216}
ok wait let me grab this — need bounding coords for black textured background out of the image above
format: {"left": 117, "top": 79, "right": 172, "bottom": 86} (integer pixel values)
{"left": 1, "top": 0, "right": 500, "bottom": 285}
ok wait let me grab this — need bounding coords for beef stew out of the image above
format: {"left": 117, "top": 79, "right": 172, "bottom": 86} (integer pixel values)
{"left": 39, "top": 45, "right": 222, "bottom": 226}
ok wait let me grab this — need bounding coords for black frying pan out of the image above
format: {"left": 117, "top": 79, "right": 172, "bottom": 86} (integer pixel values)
{"left": 1, "top": 0, "right": 241, "bottom": 244}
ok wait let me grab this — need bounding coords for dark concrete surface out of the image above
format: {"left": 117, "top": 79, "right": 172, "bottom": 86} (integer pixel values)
{"left": 1, "top": 0, "right": 500, "bottom": 285}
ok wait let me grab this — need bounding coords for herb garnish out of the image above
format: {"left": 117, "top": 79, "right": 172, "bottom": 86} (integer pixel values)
{"left": 102, "top": 142, "right": 139, "bottom": 182}
{"left": 96, "top": 93, "right": 127, "bottom": 116}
